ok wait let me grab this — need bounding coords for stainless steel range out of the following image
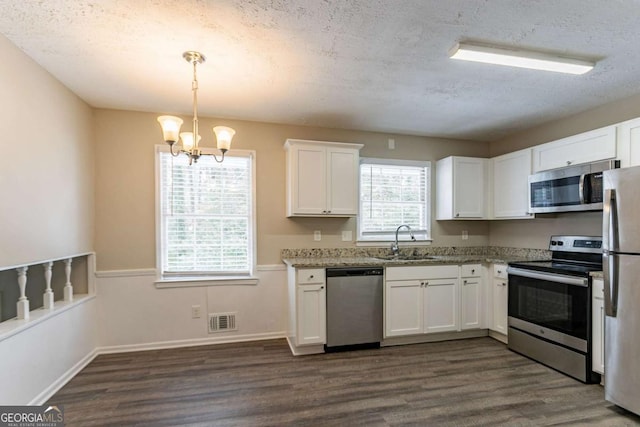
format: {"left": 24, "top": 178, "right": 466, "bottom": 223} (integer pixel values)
{"left": 507, "top": 235, "right": 602, "bottom": 384}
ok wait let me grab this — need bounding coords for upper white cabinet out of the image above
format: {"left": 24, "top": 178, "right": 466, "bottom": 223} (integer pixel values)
{"left": 284, "top": 139, "right": 363, "bottom": 217}
{"left": 436, "top": 156, "right": 488, "bottom": 220}
{"left": 491, "top": 148, "right": 534, "bottom": 219}
{"left": 616, "top": 117, "right": 640, "bottom": 168}
{"left": 532, "top": 125, "right": 617, "bottom": 172}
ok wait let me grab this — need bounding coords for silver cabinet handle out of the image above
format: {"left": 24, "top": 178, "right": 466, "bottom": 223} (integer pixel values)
{"left": 309, "top": 275, "right": 314, "bottom": 279}
{"left": 455, "top": 213, "right": 460, "bottom": 217}
{"left": 320, "top": 286, "right": 324, "bottom": 289}
{"left": 567, "top": 160, "right": 572, "bottom": 165}
{"left": 497, "top": 270, "right": 502, "bottom": 274}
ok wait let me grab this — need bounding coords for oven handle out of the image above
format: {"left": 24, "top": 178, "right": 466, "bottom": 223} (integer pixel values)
{"left": 506, "top": 267, "right": 589, "bottom": 287}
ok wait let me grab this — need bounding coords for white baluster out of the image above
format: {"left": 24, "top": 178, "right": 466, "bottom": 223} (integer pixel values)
{"left": 16, "top": 267, "right": 30, "bottom": 320}
{"left": 63, "top": 258, "right": 73, "bottom": 302}
{"left": 43, "top": 261, "right": 54, "bottom": 310}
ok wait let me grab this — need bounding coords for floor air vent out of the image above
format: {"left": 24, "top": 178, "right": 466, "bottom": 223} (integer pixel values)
{"left": 208, "top": 312, "right": 237, "bottom": 333}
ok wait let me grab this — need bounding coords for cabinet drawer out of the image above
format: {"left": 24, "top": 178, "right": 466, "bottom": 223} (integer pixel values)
{"left": 493, "top": 264, "right": 508, "bottom": 279}
{"left": 592, "top": 278, "right": 604, "bottom": 300}
{"left": 297, "top": 268, "right": 325, "bottom": 284}
{"left": 386, "top": 265, "right": 459, "bottom": 281}
{"left": 461, "top": 264, "right": 481, "bottom": 278}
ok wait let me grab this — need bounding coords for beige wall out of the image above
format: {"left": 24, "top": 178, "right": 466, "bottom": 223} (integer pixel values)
{"left": 0, "top": 35, "right": 94, "bottom": 269}
{"left": 488, "top": 92, "right": 640, "bottom": 248}
{"left": 94, "top": 109, "right": 490, "bottom": 270}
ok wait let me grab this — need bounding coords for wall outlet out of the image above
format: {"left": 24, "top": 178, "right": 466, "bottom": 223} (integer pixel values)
{"left": 462, "top": 230, "right": 469, "bottom": 240}
{"left": 191, "top": 305, "right": 202, "bottom": 319}
{"left": 342, "top": 230, "right": 353, "bottom": 241}
{"left": 314, "top": 230, "right": 321, "bottom": 241}
{"left": 388, "top": 138, "right": 395, "bottom": 150}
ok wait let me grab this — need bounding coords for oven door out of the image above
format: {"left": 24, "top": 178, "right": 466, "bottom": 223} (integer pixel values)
{"left": 507, "top": 267, "right": 590, "bottom": 353}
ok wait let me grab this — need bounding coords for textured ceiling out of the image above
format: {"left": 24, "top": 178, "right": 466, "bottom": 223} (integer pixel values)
{"left": 2, "top": 0, "right": 640, "bottom": 141}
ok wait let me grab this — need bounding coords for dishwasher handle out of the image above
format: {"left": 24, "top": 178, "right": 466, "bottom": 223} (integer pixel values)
{"left": 326, "top": 267, "right": 383, "bottom": 277}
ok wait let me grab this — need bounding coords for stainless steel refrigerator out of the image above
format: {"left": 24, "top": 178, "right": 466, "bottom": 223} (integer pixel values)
{"left": 603, "top": 166, "right": 640, "bottom": 416}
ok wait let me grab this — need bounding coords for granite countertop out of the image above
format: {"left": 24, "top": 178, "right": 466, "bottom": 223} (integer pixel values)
{"left": 281, "top": 246, "right": 551, "bottom": 268}
{"left": 590, "top": 271, "right": 604, "bottom": 279}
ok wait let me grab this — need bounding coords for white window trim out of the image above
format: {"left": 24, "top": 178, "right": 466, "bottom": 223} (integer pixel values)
{"left": 357, "top": 157, "right": 432, "bottom": 244}
{"left": 154, "top": 145, "right": 257, "bottom": 284}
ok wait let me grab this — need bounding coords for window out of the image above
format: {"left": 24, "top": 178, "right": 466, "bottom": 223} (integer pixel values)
{"left": 156, "top": 147, "right": 255, "bottom": 279}
{"left": 358, "top": 158, "right": 431, "bottom": 242}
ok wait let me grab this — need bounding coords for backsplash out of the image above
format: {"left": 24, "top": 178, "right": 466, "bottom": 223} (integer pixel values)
{"left": 281, "top": 246, "right": 550, "bottom": 260}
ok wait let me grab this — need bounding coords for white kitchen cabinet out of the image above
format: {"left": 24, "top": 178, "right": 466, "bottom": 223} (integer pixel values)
{"left": 385, "top": 279, "right": 423, "bottom": 337}
{"left": 284, "top": 139, "right": 363, "bottom": 217}
{"left": 287, "top": 267, "right": 326, "bottom": 354}
{"left": 532, "top": 125, "right": 617, "bottom": 172}
{"left": 460, "top": 264, "right": 482, "bottom": 330}
{"left": 490, "top": 264, "right": 509, "bottom": 339}
{"left": 423, "top": 278, "right": 458, "bottom": 333}
{"left": 616, "top": 117, "right": 640, "bottom": 168}
{"left": 385, "top": 265, "right": 461, "bottom": 338}
{"left": 491, "top": 149, "right": 534, "bottom": 219}
{"left": 592, "top": 278, "right": 605, "bottom": 375}
{"left": 436, "top": 156, "right": 488, "bottom": 220}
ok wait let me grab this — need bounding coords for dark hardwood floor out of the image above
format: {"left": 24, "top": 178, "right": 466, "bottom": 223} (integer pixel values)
{"left": 49, "top": 337, "right": 640, "bottom": 426}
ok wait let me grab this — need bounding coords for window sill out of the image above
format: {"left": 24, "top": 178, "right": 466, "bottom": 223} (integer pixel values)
{"left": 154, "top": 276, "right": 259, "bottom": 289}
{"left": 356, "top": 240, "right": 433, "bottom": 247}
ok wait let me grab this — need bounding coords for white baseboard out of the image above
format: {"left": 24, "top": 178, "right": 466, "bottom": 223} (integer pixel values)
{"left": 97, "top": 331, "right": 287, "bottom": 355}
{"left": 286, "top": 336, "right": 325, "bottom": 356}
{"left": 29, "top": 348, "right": 99, "bottom": 405}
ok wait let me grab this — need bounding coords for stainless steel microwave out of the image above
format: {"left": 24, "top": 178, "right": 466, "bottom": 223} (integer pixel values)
{"left": 528, "top": 160, "right": 620, "bottom": 213}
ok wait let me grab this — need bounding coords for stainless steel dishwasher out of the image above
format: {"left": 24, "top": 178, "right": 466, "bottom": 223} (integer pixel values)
{"left": 325, "top": 267, "right": 383, "bottom": 350}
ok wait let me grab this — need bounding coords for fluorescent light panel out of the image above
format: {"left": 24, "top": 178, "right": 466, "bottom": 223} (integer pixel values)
{"left": 450, "top": 42, "right": 594, "bottom": 75}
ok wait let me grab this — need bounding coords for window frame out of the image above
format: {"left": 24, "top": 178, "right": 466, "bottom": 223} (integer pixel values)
{"left": 357, "top": 157, "right": 432, "bottom": 244}
{"left": 154, "top": 145, "right": 257, "bottom": 285}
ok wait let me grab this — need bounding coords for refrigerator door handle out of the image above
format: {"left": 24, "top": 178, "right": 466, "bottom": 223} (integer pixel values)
{"left": 602, "top": 189, "right": 616, "bottom": 252}
{"left": 603, "top": 252, "right": 618, "bottom": 317}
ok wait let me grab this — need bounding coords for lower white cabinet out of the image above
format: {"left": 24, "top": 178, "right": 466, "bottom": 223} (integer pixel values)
{"left": 460, "top": 264, "right": 482, "bottom": 330}
{"left": 385, "top": 264, "right": 482, "bottom": 338}
{"left": 287, "top": 267, "right": 326, "bottom": 351}
{"left": 592, "top": 278, "right": 605, "bottom": 375}
{"left": 296, "top": 283, "right": 326, "bottom": 345}
{"left": 490, "top": 264, "right": 509, "bottom": 336}
{"left": 423, "top": 278, "right": 458, "bottom": 333}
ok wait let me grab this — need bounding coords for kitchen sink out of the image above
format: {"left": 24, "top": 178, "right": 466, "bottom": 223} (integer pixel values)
{"left": 372, "top": 255, "right": 438, "bottom": 261}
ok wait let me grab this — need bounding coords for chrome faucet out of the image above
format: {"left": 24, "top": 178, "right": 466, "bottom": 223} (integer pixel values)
{"left": 390, "top": 224, "right": 416, "bottom": 256}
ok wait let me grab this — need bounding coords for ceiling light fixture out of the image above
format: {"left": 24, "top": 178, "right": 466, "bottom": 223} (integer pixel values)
{"left": 157, "top": 51, "right": 235, "bottom": 165}
{"left": 449, "top": 42, "right": 595, "bottom": 75}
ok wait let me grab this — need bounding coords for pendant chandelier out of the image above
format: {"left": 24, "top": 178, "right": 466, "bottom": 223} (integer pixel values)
{"left": 157, "top": 51, "right": 235, "bottom": 165}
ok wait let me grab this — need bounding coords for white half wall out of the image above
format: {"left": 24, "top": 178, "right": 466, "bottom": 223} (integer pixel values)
{"left": 0, "top": 298, "right": 97, "bottom": 404}
{"left": 96, "top": 267, "right": 288, "bottom": 351}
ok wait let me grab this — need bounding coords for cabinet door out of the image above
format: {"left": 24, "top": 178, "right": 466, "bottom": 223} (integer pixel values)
{"left": 592, "top": 278, "right": 605, "bottom": 374}
{"left": 491, "top": 279, "right": 508, "bottom": 334}
{"left": 492, "top": 149, "right": 534, "bottom": 219}
{"left": 532, "top": 125, "right": 616, "bottom": 172}
{"left": 385, "top": 280, "right": 422, "bottom": 337}
{"left": 453, "top": 157, "right": 486, "bottom": 218}
{"left": 423, "top": 278, "right": 458, "bottom": 333}
{"left": 326, "top": 147, "right": 359, "bottom": 215}
{"left": 296, "top": 284, "right": 326, "bottom": 346}
{"left": 291, "top": 145, "right": 327, "bottom": 215}
{"left": 460, "top": 277, "right": 481, "bottom": 330}
{"left": 617, "top": 118, "right": 640, "bottom": 168}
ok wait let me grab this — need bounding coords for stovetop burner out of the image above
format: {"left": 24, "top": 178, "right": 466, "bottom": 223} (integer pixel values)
{"left": 508, "top": 235, "right": 603, "bottom": 278}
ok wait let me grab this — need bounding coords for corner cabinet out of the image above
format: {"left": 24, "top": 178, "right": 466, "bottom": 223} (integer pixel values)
{"left": 284, "top": 139, "right": 363, "bottom": 217}
{"left": 286, "top": 267, "right": 326, "bottom": 355}
{"left": 491, "top": 149, "right": 534, "bottom": 219}
{"left": 436, "top": 156, "right": 488, "bottom": 220}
